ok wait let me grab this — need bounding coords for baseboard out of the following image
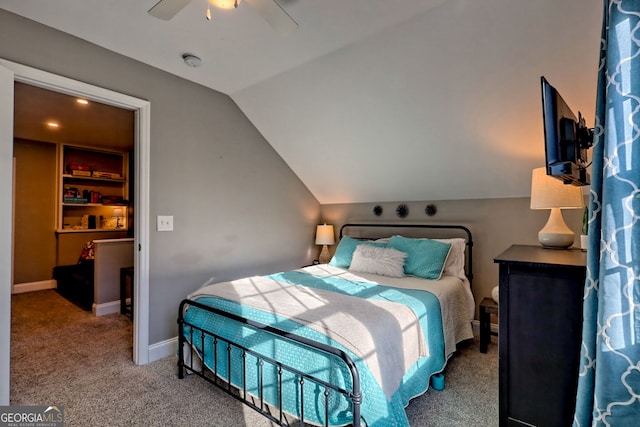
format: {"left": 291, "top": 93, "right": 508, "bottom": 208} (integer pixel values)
{"left": 92, "top": 300, "right": 121, "bottom": 316}
{"left": 149, "top": 337, "right": 178, "bottom": 363}
{"left": 11, "top": 280, "right": 57, "bottom": 294}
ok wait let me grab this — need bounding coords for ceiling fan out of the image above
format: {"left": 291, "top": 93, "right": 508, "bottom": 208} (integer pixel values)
{"left": 148, "top": 0, "right": 298, "bottom": 36}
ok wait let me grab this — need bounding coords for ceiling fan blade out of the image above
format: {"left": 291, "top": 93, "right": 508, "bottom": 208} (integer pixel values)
{"left": 246, "top": 0, "right": 298, "bottom": 36}
{"left": 148, "top": 0, "right": 192, "bottom": 20}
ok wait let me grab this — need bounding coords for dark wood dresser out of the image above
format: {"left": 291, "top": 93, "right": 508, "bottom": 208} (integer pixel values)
{"left": 494, "top": 245, "right": 587, "bottom": 427}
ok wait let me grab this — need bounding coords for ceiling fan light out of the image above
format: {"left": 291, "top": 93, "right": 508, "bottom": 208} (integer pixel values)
{"left": 209, "top": 0, "right": 241, "bottom": 10}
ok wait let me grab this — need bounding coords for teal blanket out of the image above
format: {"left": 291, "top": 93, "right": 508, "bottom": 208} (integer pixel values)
{"left": 184, "top": 271, "right": 447, "bottom": 426}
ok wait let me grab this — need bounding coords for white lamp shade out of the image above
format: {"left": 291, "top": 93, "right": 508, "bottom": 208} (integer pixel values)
{"left": 530, "top": 167, "right": 584, "bottom": 248}
{"left": 530, "top": 167, "right": 584, "bottom": 210}
{"left": 112, "top": 208, "right": 124, "bottom": 217}
{"left": 315, "top": 224, "right": 335, "bottom": 245}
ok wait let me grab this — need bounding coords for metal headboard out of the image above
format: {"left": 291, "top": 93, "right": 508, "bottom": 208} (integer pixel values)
{"left": 339, "top": 223, "right": 474, "bottom": 289}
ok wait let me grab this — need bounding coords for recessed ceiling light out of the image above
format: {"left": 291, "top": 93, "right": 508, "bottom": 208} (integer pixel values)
{"left": 76, "top": 98, "right": 89, "bottom": 105}
{"left": 46, "top": 122, "right": 59, "bottom": 128}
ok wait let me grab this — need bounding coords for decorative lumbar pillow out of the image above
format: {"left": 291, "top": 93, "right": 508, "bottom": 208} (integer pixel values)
{"left": 329, "top": 236, "right": 386, "bottom": 268}
{"left": 349, "top": 245, "right": 407, "bottom": 278}
{"left": 387, "top": 235, "right": 452, "bottom": 280}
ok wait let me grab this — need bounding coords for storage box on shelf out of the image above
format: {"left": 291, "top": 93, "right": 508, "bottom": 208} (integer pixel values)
{"left": 58, "top": 144, "right": 129, "bottom": 233}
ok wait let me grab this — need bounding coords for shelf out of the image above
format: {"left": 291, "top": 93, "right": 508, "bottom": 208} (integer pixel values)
{"left": 58, "top": 144, "right": 130, "bottom": 233}
{"left": 56, "top": 228, "right": 128, "bottom": 234}
{"left": 62, "top": 174, "right": 125, "bottom": 183}
{"left": 62, "top": 202, "right": 127, "bottom": 207}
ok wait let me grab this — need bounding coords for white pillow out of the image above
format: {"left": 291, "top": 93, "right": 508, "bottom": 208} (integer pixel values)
{"left": 434, "top": 238, "right": 467, "bottom": 280}
{"left": 349, "top": 245, "right": 407, "bottom": 278}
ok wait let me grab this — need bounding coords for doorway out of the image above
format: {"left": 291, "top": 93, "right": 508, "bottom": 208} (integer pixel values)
{"left": 0, "top": 59, "right": 151, "bottom": 404}
{"left": 13, "top": 83, "right": 134, "bottom": 297}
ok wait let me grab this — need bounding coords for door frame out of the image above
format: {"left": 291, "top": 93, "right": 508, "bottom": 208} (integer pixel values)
{"left": 0, "top": 59, "right": 151, "bottom": 404}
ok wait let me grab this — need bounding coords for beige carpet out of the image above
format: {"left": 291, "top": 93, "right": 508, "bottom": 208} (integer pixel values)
{"left": 10, "top": 290, "right": 498, "bottom": 426}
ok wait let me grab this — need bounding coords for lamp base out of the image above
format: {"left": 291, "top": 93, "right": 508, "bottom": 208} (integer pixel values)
{"left": 538, "top": 208, "right": 575, "bottom": 249}
{"left": 539, "top": 232, "right": 575, "bottom": 249}
{"left": 318, "top": 245, "right": 331, "bottom": 264}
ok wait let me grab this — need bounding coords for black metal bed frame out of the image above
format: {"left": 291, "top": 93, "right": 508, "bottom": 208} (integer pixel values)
{"left": 177, "top": 223, "right": 473, "bottom": 427}
{"left": 178, "top": 298, "right": 363, "bottom": 427}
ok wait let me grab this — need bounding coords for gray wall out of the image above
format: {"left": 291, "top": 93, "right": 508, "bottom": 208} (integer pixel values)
{"left": 321, "top": 197, "right": 585, "bottom": 319}
{"left": 0, "top": 10, "right": 320, "bottom": 344}
{"left": 0, "top": 10, "right": 586, "bottom": 340}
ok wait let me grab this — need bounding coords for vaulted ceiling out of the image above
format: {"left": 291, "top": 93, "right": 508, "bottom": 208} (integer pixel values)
{"left": 1, "top": 0, "right": 602, "bottom": 204}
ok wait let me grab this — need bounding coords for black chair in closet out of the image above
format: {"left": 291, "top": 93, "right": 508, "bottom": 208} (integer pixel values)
{"left": 52, "top": 241, "right": 94, "bottom": 311}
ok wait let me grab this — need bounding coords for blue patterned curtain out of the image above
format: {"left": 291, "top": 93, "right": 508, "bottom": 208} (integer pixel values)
{"left": 573, "top": 1, "right": 640, "bottom": 425}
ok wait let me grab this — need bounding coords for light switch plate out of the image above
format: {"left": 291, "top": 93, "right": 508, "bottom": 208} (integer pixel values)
{"left": 157, "top": 215, "right": 173, "bottom": 231}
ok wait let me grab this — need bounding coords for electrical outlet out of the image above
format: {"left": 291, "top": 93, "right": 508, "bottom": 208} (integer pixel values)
{"left": 157, "top": 215, "right": 173, "bottom": 231}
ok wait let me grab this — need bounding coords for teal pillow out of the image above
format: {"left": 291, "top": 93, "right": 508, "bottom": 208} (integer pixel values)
{"left": 329, "top": 236, "right": 386, "bottom": 268}
{"left": 387, "top": 236, "right": 452, "bottom": 280}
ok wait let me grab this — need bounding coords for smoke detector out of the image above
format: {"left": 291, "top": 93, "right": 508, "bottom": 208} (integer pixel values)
{"left": 182, "top": 53, "right": 202, "bottom": 68}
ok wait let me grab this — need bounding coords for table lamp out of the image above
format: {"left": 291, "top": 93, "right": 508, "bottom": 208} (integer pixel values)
{"left": 315, "top": 223, "right": 335, "bottom": 264}
{"left": 113, "top": 207, "right": 124, "bottom": 229}
{"left": 530, "top": 167, "right": 584, "bottom": 248}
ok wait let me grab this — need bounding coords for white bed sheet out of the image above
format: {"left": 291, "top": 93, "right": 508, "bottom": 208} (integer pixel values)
{"left": 297, "top": 265, "right": 474, "bottom": 357}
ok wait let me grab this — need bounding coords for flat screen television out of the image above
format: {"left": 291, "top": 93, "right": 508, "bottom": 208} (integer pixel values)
{"left": 540, "top": 76, "right": 593, "bottom": 186}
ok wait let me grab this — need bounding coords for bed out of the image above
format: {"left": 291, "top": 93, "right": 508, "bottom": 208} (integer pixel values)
{"left": 177, "top": 223, "right": 475, "bottom": 427}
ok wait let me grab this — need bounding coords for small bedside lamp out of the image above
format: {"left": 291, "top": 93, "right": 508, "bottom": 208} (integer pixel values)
{"left": 113, "top": 207, "right": 124, "bottom": 229}
{"left": 315, "top": 223, "right": 335, "bottom": 264}
{"left": 530, "top": 167, "right": 584, "bottom": 248}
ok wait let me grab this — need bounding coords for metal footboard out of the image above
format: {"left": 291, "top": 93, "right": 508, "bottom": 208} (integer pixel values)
{"left": 177, "top": 299, "right": 363, "bottom": 427}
